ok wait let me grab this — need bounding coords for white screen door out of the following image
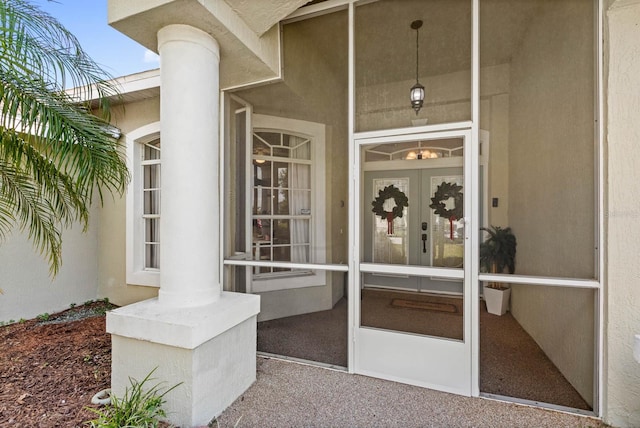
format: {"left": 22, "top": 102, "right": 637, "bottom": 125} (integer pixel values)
{"left": 354, "top": 129, "right": 474, "bottom": 396}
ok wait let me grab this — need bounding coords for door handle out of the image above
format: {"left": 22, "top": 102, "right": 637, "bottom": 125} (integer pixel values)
{"left": 421, "top": 222, "right": 428, "bottom": 253}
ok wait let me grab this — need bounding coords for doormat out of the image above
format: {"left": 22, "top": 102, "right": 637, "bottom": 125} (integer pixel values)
{"left": 390, "top": 298, "right": 459, "bottom": 314}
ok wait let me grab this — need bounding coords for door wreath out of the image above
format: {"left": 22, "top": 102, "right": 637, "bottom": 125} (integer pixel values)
{"left": 371, "top": 184, "right": 409, "bottom": 235}
{"left": 429, "top": 182, "right": 463, "bottom": 240}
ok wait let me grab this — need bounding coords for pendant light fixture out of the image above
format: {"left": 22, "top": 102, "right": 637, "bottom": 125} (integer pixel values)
{"left": 410, "top": 20, "right": 425, "bottom": 115}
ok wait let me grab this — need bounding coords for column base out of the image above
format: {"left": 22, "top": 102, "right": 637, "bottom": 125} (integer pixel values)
{"left": 157, "top": 284, "right": 220, "bottom": 308}
{"left": 106, "top": 292, "right": 260, "bottom": 427}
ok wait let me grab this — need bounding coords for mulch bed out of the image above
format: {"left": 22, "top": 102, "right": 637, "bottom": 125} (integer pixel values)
{"left": 0, "top": 301, "right": 115, "bottom": 428}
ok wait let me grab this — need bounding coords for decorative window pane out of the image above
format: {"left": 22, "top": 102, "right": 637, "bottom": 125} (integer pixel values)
{"left": 274, "top": 219, "right": 290, "bottom": 245}
{"left": 254, "top": 162, "right": 271, "bottom": 187}
{"left": 145, "top": 244, "right": 159, "bottom": 269}
{"left": 274, "top": 190, "right": 289, "bottom": 215}
{"left": 372, "top": 178, "right": 409, "bottom": 265}
{"left": 430, "top": 176, "right": 464, "bottom": 268}
{"left": 143, "top": 164, "right": 160, "bottom": 188}
{"left": 273, "top": 246, "right": 291, "bottom": 263}
{"left": 143, "top": 142, "right": 160, "bottom": 160}
{"left": 291, "top": 190, "right": 311, "bottom": 214}
{"left": 145, "top": 218, "right": 160, "bottom": 243}
{"left": 253, "top": 188, "right": 271, "bottom": 215}
{"left": 275, "top": 162, "right": 289, "bottom": 187}
{"left": 253, "top": 137, "right": 270, "bottom": 157}
{"left": 273, "top": 146, "right": 289, "bottom": 158}
{"left": 252, "top": 131, "right": 312, "bottom": 277}
{"left": 143, "top": 190, "right": 160, "bottom": 215}
{"left": 257, "top": 132, "right": 280, "bottom": 148}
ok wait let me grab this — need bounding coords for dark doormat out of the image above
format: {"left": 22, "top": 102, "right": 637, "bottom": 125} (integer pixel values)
{"left": 391, "top": 298, "right": 459, "bottom": 314}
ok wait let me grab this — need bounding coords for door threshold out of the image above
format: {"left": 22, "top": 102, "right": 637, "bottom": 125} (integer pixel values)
{"left": 480, "top": 392, "right": 597, "bottom": 418}
{"left": 257, "top": 351, "right": 347, "bottom": 372}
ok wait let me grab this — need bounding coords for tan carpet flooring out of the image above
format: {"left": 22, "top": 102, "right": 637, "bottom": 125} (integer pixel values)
{"left": 257, "top": 288, "right": 591, "bottom": 411}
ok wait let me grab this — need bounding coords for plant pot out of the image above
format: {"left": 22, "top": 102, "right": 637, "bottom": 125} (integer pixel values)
{"left": 483, "top": 284, "right": 511, "bottom": 316}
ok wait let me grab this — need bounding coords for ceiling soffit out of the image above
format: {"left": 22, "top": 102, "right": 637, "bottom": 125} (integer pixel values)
{"left": 107, "top": 0, "right": 306, "bottom": 88}
{"left": 224, "top": 0, "right": 309, "bottom": 36}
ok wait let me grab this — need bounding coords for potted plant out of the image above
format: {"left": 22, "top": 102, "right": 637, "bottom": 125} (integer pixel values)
{"left": 479, "top": 225, "right": 517, "bottom": 315}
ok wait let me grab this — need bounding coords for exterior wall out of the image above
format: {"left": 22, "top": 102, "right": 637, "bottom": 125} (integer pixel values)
{"left": 0, "top": 205, "right": 100, "bottom": 323}
{"left": 98, "top": 96, "right": 161, "bottom": 306}
{"left": 605, "top": 1, "right": 640, "bottom": 426}
{"left": 507, "top": 1, "right": 596, "bottom": 406}
{"left": 480, "top": 64, "right": 511, "bottom": 228}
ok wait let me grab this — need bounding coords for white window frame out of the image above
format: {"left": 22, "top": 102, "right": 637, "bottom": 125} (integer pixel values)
{"left": 248, "top": 114, "right": 326, "bottom": 293}
{"left": 126, "top": 122, "right": 161, "bottom": 287}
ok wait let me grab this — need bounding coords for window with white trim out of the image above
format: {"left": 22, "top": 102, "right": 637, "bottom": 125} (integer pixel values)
{"left": 246, "top": 114, "right": 326, "bottom": 293}
{"left": 252, "top": 131, "right": 311, "bottom": 276}
{"left": 126, "top": 122, "right": 161, "bottom": 287}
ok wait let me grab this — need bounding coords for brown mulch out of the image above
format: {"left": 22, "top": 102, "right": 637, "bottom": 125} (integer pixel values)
{"left": 0, "top": 301, "right": 115, "bottom": 428}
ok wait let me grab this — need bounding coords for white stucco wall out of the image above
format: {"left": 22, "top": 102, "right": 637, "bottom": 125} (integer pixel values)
{"left": 0, "top": 207, "right": 100, "bottom": 323}
{"left": 605, "top": 1, "right": 640, "bottom": 426}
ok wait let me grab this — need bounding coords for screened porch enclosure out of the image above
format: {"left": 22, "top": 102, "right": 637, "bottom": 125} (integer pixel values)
{"left": 222, "top": 0, "right": 599, "bottom": 414}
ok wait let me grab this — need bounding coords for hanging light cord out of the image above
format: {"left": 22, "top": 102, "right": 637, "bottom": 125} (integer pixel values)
{"left": 415, "top": 25, "right": 419, "bottom": 83}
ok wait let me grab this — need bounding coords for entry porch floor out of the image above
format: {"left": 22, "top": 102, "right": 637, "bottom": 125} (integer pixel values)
{"left": 257, "top": 289, "right": 592, "bottom": 412}
{"left": 215, "top": 357, "right": 606, "bottom": 428}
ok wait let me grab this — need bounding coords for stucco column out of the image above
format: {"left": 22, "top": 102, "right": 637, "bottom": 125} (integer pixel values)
{"left": 157, "top": 24, "right": 220, "bottom": 307}
{"left": 108, "top": 19, "right": 259, "bottom": 428}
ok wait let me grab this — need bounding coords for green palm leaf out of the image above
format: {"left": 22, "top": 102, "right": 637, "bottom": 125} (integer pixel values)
{"left": 0, "top": 0, "right": 129, "bottom": 275}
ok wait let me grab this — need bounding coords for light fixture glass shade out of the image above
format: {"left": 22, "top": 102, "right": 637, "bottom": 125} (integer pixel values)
{"left": 406, "top": 151, "right": 418, "bottom": 160}
{"left": 410, "top": 82, "right": 425, "bottom": 114}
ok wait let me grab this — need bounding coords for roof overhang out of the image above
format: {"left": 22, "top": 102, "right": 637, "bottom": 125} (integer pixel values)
{"left": 107, "top": 0, "right": 308, "bottom": 89}
{"left": 68, "top": 68, "right": 160, "bottom": 106}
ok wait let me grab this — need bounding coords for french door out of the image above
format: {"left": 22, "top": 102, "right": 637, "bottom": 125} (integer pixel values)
{"left": 353, "top": 129, "right": 477, "bottom": 396}
{"left": 363, "top": 167, "right": 464, "bottom": 293}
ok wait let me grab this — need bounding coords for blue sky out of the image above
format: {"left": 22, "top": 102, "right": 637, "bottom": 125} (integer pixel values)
{"left": 36, "top": 0, "right": 159, "bottom": 78}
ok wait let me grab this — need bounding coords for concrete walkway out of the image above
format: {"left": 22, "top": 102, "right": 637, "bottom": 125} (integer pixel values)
{"left": 215, "top": 357, "right": 609, "bottom": 428}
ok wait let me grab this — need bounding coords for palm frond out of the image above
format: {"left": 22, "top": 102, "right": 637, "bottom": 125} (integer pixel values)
{"left": 0, "top": 0, "right": 129, "bottom": 275}
{"left": 0, "top": 0, "right": 119, "bottom": 115}
{"left": 1, "top": 72, "right": 129, "bottom": 201}
{"left": 479, "top": 226, "right": 517, "bottom": 274}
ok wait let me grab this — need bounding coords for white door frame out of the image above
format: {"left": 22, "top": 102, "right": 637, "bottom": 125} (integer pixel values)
{"left": 351, "top": 128, "right": 479, "bottom": 396}
{"left": 345, "top": 0, "right": 480, "bottom": 396}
